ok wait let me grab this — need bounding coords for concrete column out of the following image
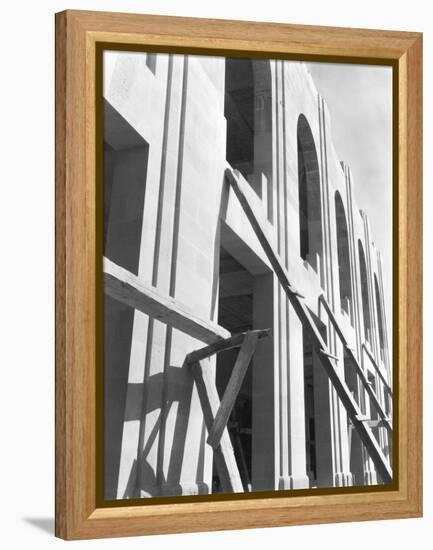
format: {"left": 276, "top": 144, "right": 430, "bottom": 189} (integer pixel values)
{"left": 344, "top": 167, "right": 369, "bottom": 484}
{"left": 311, "top": 97, "right": 352, "bottom": 488}
{"left": 278, "top": 61, "right": 308, "bottom": 490}
{"left": 333, "top": 338, "right": 353, "bottom": 487}
{"left": 361, "top": 216, "right": 380, "bottom": 484}
{"left": 252, "top": 273, "right": 278, "bottom": 491}
{"left": 134, "top": 55, "right": 186, "bottom": 497}
{"left": 312, "top": 96, "right": 335, "bottom": 487}
{"left": 158, "top": 55, "right": 227, "bottom": 496}
{"left": 326, "top": 187, "right": 352, "bottom": 487}
{"left": 312, "top": 346, "right": 334, "bottom": 487}
{"left": 103, "top": 52, "right": 170, "bottom": 499}
{"left": 377, "top": 253, "right": 391, "bottom": 379}
{"left": 363, "top": 217, "right": 379, "bottom": 360}
{"left": 285, "top": 305, "right": 310, "bottom": 488}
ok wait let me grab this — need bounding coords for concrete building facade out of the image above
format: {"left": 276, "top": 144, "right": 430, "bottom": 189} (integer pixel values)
{"left": 102, "top": 51, "right": 392, "bottom": 500}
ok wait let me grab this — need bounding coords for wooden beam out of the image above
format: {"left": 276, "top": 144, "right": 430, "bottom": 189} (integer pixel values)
{"left": 226, "top": 167, "right": 393, "bottom": 484}
{"left": 362, "top": 343, "right": 393, "bottom": 397}
{"left": 207, "top": 332, "right": 259, "bottom": 449}
{"left": 185, "top": 328, "right": 271, "bottom": 364}
{"left": 359, "top": 418, "right": 392, "bottom": 430}
{"left": 189, "top": 359, "right": 244, "bottom": 493}
{"left": 103, "top": 257, "right": 230, "bottom": 344}
{"left": 319, "top": 295, "right": 393, "bottom": 431}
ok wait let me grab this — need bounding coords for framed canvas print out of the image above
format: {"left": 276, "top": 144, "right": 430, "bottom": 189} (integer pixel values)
{"left": 55, "top": 10, "right": 422, "bottom": 540}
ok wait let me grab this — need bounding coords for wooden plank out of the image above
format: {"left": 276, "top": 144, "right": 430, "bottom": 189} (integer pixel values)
{"left": 103, "top": 257, "right": 230, "bottom": 344}
{"left": 312, "top": 350, "right": 393, "bottom": 483}
{"left": 319, "top": 295, "right": 393, "bottom": 430}
{"left": 362, "top": 343, "right": 393, "bottom": 397}
{"left": 352, "top": 417, "right": 391, "bottom": 430}
{"left": 69, "top": 10, "right": 420, "bottom": 60}
{"left": 189, "top": 360, "right": 244, "bottom": 493}
{"left": 227, "top": 168, "right": 393, "bottom": 484}
{"left": 186, "top": 328, "right": 270, "bottom": 364}
{"left": 207, "top": 332, "right": 259, "bottom": 449}
{"left": 366, "top": 419, "right": 392, "bottom": 430}
{"left": 55, "top": 11, "right": 67, "bottom": 539}
{"left": 404, "top": 34, "right": 423, "bottom": 518}
{"left": 318, "top": 295, "right": 353, "bottom": 349}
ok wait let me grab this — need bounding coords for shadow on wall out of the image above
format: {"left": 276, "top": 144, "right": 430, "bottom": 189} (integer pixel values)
{"left": 136, "top": 364, "right": 195, "bottom": 498}
{"left": 104, "top": 97, "right": 208, "bottom": 500}
{"left": 105, "top": 358, "right": 200, "bottom": 499}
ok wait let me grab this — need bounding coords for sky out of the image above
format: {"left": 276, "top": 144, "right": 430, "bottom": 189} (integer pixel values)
{"left": 305, "top": 61, "right": 393, "bottom": 340}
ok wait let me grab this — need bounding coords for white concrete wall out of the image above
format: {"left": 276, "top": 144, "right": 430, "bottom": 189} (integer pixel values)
{"left": 104, "top": 52, "right": 228, "bottom": 497}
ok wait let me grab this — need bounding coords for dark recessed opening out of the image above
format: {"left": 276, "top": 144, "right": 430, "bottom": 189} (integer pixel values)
{"left": 213, "top": 247, "right": 254, "bottom": 493}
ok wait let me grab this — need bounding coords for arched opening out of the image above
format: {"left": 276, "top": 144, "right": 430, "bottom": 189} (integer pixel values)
{"left": 335, "top": 192, "right": 353, "bottom": 324}
{"left": 374, "top": 275, "right": 385, "bottom": 360}
{"left": 358, "top": 240, "right": 372, "bottom": 344}
{"left": 225, "top": 58, "right": 273, "bottom": 219}
{"left": 297, "top": 114, "right": 323, "bottom": 278}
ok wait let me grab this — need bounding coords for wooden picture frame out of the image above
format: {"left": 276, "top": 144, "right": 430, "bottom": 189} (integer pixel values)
{"left": 55, "top": 9, "right": 422, "bottom": 540}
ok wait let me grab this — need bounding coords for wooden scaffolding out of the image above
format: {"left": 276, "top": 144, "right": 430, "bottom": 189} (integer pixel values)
{"left": 103, "top": 167, "right": 393, "bottom": 493}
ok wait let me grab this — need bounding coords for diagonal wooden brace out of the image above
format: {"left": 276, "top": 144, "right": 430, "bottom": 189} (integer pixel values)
{"left": 206, "top": 331, "right": 259, "bottom": 449}
{"left": 189, "top": 359, "right": 244, "bottom": 493}
{"left": 318, "top": 294, "right": 392, "bottom": 434}
{"left": 104, "top": 257, "right": 230, "bottom": 344}
{"left": 226, "top": 167, "right": 393, "bottom": 484}
{"left": 362, "top": 343, "right": 393, "bottom": 398}
{"left": 185, "top": 328, "right": 270, "bottom": 365}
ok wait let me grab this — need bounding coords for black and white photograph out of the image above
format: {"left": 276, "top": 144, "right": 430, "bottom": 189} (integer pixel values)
{"left": 102, "top": 50, "right": 393, "bottom": 500}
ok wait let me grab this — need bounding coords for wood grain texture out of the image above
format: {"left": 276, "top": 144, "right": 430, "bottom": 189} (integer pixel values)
{"left": 207, "top": 331, "right": 259, "bottom": 449}
{"left": 402, "top": 34, "right": 423, "bottom": 518}
{"left": 55, "top": 10, "right": 67, "bottom": 538}
{"left": 190, "top": 360, "right": 244, "bottom": 494}
{"left": 103, "top": 257, "right": 230, "bottom": 344}
{"left": 55, "top": 9, "right": 422, "bottom": 540}
{"left": 55, "top": 9, "right": 97, "bottom": 539}
{"left": 69, "top": 9, "right": 419, "bottom": 59}
{"left": 185, "top": 328, "right": 270, "bottom": 364}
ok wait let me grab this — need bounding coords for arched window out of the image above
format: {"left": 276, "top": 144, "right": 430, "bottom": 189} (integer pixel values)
{"left": 374, "top": 274, "right": 385, "bottom": 359}
{"left": 297, "top": 115, "right": 323, "bottom": 277}
{"left": 335, "top": 192, "right": 353, "bottom": 322}
{"left": 358, "top": 240, "right": 371, "bottom": 343}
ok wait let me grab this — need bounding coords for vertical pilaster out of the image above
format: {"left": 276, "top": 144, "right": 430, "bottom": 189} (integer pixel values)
{"left": 264, "top": 62, "right": 310, "bottom": 490}
{"left": 312, "top": 97, "right": 352, "bottom": 487}
{"left": 344, "top": 166, "right": 366, "bottom": 484}
{"left": 252, "top": 273, "right": 278, "bottom": 490}
{"left": 112, "top": 53, "right": 170, "bottom": 498}
{"left": 363, "top": 217, "right": 379, "bottom": 359}
{"left": 169, "top": 54, "right": 227, "bottom": 495}
{"left": 377, "top": 252, "right": 391, "bottom": 379}
{"left": 275, "top": 61, "right": 290, "bottom": 488}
